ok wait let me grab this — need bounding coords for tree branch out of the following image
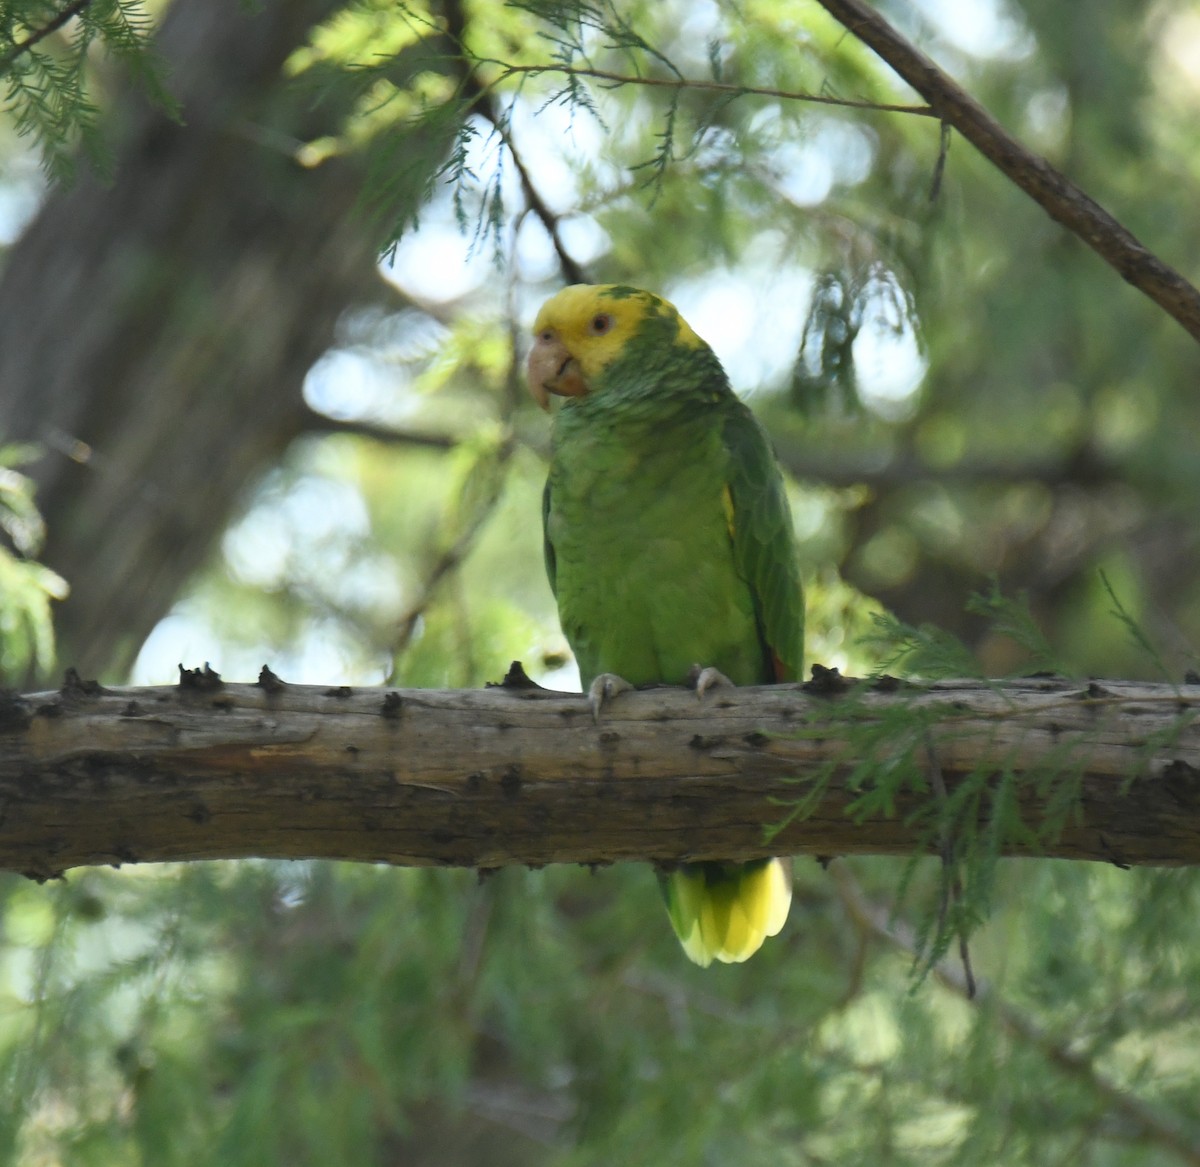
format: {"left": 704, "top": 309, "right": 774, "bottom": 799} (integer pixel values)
{"left": 492, "top": 114, "right": 589, "bottom": 287}
{"left": 812, "top": 0, "right": 1200, "bottom": 344}
{"left": 443, "top": 0, "right": 589, "bottom": 286}
{"left": 388, "top": 433, "right": 516, "bottom": 667}
{"left": 0, "top": 0, "right": 93, "bottom": 73}
{"left": 299, "top": 407, "right": 461, "bottom": 450}
{"left": 489, "top": 63, "right": 937, "bottom": 120}
{"left": 771, "top": 440, "right": 1118, "bottom": 490}
{"left": 4, "top": 673, "right": 1200, "bottom": 879}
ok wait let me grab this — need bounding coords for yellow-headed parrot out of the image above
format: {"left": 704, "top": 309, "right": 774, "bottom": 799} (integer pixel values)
{"left": 528, "top": 284, "right": 802, "bottom": 966}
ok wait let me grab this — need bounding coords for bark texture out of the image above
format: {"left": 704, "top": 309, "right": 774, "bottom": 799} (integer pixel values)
{"left": 3, "top": 674, "right": 1199, "bottom": 879}
{"left": 0, "top": 0, "right": 454, "bottom": 680}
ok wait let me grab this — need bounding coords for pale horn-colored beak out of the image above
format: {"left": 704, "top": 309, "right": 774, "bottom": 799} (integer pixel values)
{"left": 527, "top": 333, "right": 588, "bottom": 410}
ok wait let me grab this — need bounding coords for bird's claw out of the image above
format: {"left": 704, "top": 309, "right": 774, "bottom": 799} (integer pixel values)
{"left": 588, "top": 672, "right": 634, "bottom": 722}
{"left": 688, "top": 664, "right": 734, "bottom": 700}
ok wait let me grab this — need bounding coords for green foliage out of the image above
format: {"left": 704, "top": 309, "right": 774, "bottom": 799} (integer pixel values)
{"left": 964, "top": 579, "right": 1060, "bottom": 676}
{"left": 863, "top": 610, "right": 983, "bottom": 680}
{"left": 0, "top": 0, "right": 177, "bottom": 181}
{"left": 8, "top": 855, "right": 1200, "bottom": 1165}
{"left": 1099, "top": 568, "right": 1177, "bottom": 686}
{"left": 775, "top": 583, "right": 1178, "bottom": 985}
{"left": 7, "top": 0, "right": 1200, "bottom": 1163}
{"left": 0, "top": 445, "right": 65, "bottom": 680}
{"left": 368, "top": 94, "right": 478, "bottom": 259}
{"left": 863, "top": 580, "right": 1061, "bottom": 682}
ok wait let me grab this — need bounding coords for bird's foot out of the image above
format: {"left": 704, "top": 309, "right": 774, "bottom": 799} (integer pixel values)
{"left": 587, "top": 672, "right": 634, "bottom": 723}
{"left": 688, "top": 663, "right": 734, "bottom": 700}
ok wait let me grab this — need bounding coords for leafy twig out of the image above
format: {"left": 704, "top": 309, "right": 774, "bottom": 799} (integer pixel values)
{"left": 830, "top": 860, "right": 1200, "bottom": 1166}
{"left": 924, "top": 731, "right": 976, "bottom": 997}
{"left": 813, "top": 0, "right": 1200, "bottom": 345}
{"left": 443, "top": 0, "right": 589, "bottom": 284}
{"left": 475, "top": 99, "right": 588, "bottom": 285}
{"left": 964, "top": 579, "right": 1060, "bottom": 676}
{"left": 1099, "top": 569, "right": 1177, "bottom": 688}
{"left": 0, "top": 0, "right": 94, "bottom": 74}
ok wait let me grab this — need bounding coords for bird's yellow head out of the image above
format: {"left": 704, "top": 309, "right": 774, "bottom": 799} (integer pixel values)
{"left": 526, "top": 284, "right": 705, "bottom": 409}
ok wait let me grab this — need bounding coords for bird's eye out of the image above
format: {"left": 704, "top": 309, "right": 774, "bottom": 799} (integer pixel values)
{"left": 589, "top": 314, "right": 613, "bottom": 335}
{"left": 539, "top": 329, "right": 555, "bottom": 342}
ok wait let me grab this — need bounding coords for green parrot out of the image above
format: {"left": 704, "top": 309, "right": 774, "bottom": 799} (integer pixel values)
{"left": 527, "top": 283, "right": 803, "bottom": 967}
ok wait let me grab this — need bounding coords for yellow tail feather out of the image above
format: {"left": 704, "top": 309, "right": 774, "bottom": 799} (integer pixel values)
{"left": 665, "top": 859, "right": 792, "bottom": 967}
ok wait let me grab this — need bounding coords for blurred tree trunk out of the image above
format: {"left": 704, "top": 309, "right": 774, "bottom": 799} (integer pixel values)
{"left": 0, "top": 0, "right": 449, "bottom": 682}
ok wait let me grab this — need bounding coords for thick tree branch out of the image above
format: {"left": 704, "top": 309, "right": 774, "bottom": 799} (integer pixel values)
{"left": 812, "top": 0, "right": 1200, "bottom": 344}
{"left": 3, "top": 674, "right": 1200, "bottom": 879}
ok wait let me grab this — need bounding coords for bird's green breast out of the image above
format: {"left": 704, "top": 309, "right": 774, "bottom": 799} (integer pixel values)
{"left": 547, "top": 397, "right": 766, "bottom": 688}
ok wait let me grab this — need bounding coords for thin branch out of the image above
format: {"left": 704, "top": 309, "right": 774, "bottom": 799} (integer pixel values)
{"left": 387, "top": 431, "right": 517, "bottom": 671}
{"left": 443, "top": 0, "right": 589, "bottom": 285}
{"left": 830, "top": 861, "right": 1200, "bottom": 1167}
{"left": 488, "top": 62, "right": 938, "bottom": 119}
{"left": 483, "top": 109, "right": 589, "bottom": 286}
{"left": 299, "top": 407, "right": 461, "bottom": 450}
{"left": 812, "top": 0, "right": 1200, "bottom": 345}
{"left": 925, "top": 731, "right": 976, "bottom": 997}
{"left": 301, "top": 414, "right": 1124, "bottom": 494}
{"left": 928, "top": 119, "right": 950, "bottom": 203}
{"left": 770, "top": 443, "right": 1119, "bottom": 490}
{"left": 0, "top": 0, "right": 93, "bottom": 73}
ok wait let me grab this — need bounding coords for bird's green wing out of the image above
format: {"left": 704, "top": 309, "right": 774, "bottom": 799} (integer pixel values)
{"left": 721, "top": 401, "right": 804, "bottom": 681}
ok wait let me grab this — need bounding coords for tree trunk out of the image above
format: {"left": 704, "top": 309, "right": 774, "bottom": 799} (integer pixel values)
{"left": 3, "top": 674, "right": 1198, "bottom": 879}
{"left": 0, "top": 0, "right": 455, "bottom": 681}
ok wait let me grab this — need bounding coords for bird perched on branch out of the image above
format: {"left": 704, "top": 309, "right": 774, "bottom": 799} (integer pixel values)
{"left": 528, "top": 283, "right": 803, "bottom": 966}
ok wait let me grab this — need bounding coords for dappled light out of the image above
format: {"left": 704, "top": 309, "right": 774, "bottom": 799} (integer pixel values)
{"left": 4, "top": 0, "right": 1200, "bottom": 1162}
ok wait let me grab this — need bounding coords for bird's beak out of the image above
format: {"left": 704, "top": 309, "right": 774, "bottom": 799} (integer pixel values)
{"left": 527, "top": 332, "right": 589, "bottom": 411}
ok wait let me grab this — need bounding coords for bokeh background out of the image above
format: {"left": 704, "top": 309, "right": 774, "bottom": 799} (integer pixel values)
{"left": 3, "top": 0, "right": 1200, "bottom": 1162}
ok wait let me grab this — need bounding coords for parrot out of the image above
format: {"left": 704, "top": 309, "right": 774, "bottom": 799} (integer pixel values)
{"left": 527, "top": 283, "right": 803, "bottom": 967}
